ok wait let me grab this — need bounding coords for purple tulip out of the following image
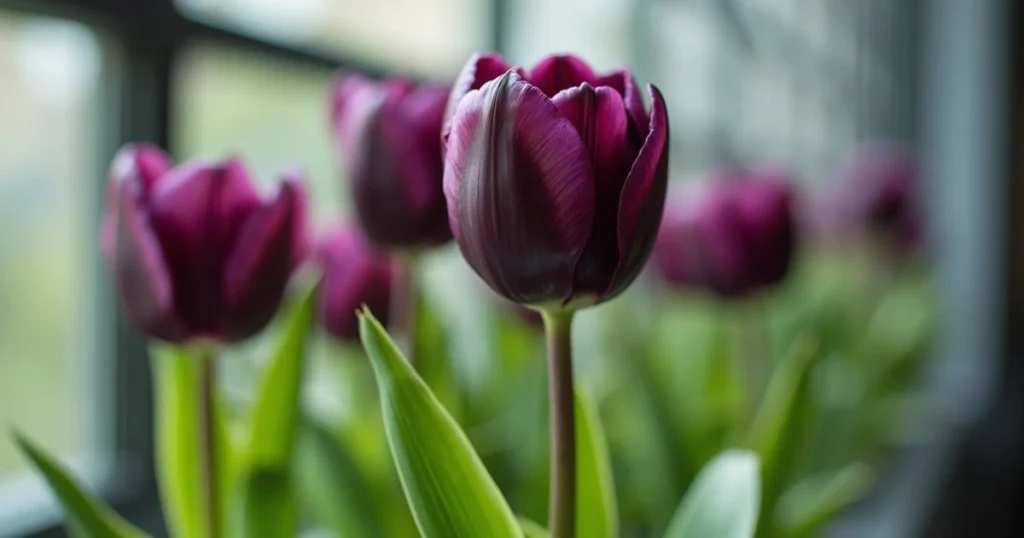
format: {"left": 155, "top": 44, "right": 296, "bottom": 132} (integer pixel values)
{"left": 331, "top": 74, "right": 452, "bottom": 248}
{"left": 443, "top": 53, "right": 669, "bottom": 309}
{"left": 101, "top": 144, "right": 309, "bottom": 343}
{"left": 317, "top": 225, "right": 393, "bottom": 341}
{"left": 653, "top": 168, "right": 795, "bottom": 297}
{"left": 827, "top": 143, "right": 922, "bottom": 248}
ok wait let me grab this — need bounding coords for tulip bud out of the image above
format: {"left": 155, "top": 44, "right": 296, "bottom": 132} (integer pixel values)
{"left": 331, "top": 74, "right": 452, "bottom": 248}
{"left": 101, "top": 144, "right": 309, "bottom": 343}
{"left": 317, "top": 225, "right": 393, "bottom": 341}
{"left": 443, "top": 54, "right": 669, "bottom": 311}
{"left": 828, "top": 143, "right": 922, "bottom": 249}
{"left": 653, "top": 168, "right": 795, "bottom": 297}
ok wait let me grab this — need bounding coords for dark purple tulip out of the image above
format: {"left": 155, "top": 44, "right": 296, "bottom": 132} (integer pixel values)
{"left": 317, "top": 224, "right": 393, "bottom": 341}
{"left": 331, "top": 74, "right": 452, "bottom": 248}
{"left": 101, "top": 143, "right": 309, "bottom": 343}
{"left": 443, "top": 53, "right": 669, "bottom": 309}
{"left": 827, "top": 143, "right": 922, "bottom": 248}
{"left": 653, "top": 168, "right": 795, "bottom": 297}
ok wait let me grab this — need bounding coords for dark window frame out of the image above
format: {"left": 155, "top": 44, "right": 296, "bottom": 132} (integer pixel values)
{"left": 0, "top": 0, "right": 503, "bottom": 535}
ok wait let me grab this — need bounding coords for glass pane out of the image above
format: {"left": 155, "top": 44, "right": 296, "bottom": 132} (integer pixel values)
{"left": 175, "top": 0, "right": 486, "bottom": 77}
{"left": 0, "top": 11, "right": 104, "bottom": 478}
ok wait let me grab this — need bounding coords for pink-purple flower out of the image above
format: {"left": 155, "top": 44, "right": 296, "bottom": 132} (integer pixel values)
{"left": 317, "top": 225, "right": 393, "bottom": 341}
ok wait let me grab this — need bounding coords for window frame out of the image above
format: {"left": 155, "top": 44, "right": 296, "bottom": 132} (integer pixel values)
{"left": 0, "top": 0, "right": 503, "bottom": 535}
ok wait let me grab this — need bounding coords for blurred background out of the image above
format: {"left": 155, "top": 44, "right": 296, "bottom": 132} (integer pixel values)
{"left": 0, "top": 0, "right": 1020, "bottom": 536}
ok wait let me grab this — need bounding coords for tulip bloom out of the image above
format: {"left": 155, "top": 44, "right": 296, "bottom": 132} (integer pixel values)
{"left": 443, "top": 54, "right": 669, "bottom": 310}
{"left": 101, "top": 144, "right": 308, "bottom": 343}
{"left": 318, "top": 225, "right": 393, "bottom": 341}
{"left": 653, "top": 168, "right": 795, "bottom": 297}
{"left": 828, "top": 143, "right": 922, "bottom": 249}
{"left": 331, "top": 75, "right": 452, "bottom": 248}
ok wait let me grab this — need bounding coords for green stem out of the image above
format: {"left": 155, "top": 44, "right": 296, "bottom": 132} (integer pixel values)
{"left": 543, "top": 310, "right": 576, "bottom": 538}
{"left": 390, "top": 253, "right": 420, "bottom": 368}
{"left": 737, "top": 295, "right": 771, "bottom": 417}
{"left": 197, "top": 350, "right": 219, "bottom": 538}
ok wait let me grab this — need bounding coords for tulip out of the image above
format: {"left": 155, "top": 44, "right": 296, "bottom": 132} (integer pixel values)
{"left": 318, "top": 225, "right": 393, "bottom": 341}
{"left": 653, "top": 168, "right": 795, "bottom": 298}
{"left": 331, "top": 74, "right": 452, "bottom": 248}
{"left": 101, "top": 143, "right": 309, "bottom": 344}
{"left": 443, "top": 53, "right": 669, "bottom": 311}
{"left": 828, "top": 143, "right": 922, "bottom": 249}
{"left": 443, "top": 53, "right": 668, "bottom": 538}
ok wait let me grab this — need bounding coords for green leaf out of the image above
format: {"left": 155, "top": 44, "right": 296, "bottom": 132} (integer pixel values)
{"left": 14, "top": 432, "right": 148, "bottom": 538}
{"left": 234, "top": 281, "right": 317, "bottom": 537}
{"left": 575, "top": 386, "right": 618, "bottom": 538}
{"left": 775, "top": 463, "right": 874, "bottom": 538}
{"left": 663, "top": 450, "right": 761, "bottom": 538}
{"left": 358, "top": 308, "right": 522, "bottom": 538}
{"left": 520, "top": 517, "right": 550, "bottom": 538}
{"left": 296, "top": 419, "right": 385, "bottom": 538}
{"left": 152, "top": 345, "right": 232, "bottom": 538}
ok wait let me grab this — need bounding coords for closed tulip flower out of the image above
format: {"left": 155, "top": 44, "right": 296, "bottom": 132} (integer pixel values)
{"left": 654, "top": 168, "right": 795, "bottom": 297}
{"left": 101, "top": 144, "right": 309, "bottom": 343}
{"left": 443, "top": 53, "right": 669, "bottom": 310}
{"left": 331, "top": 75, "right": 452, "bottom": 248}
{"left": 317, "top": 225, "right": 393, "bottom": 341}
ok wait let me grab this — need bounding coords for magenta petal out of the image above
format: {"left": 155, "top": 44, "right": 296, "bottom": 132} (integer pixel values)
{"left": 596, "top": 69, "right": 649, "bottom": 142}
{"left": 101, "top": 144, "right": 172, "bottom": 263}
{"left": 223, "top": 178, "right": 302, "bottom": 341}
{"left": 113, "top": 179, "right": 186, "bottom": 342}
{"left": 331, "top": 74, "right": 388, "bottom": 162}
{"left": 528, "top": 54, "right": 598, "bottom": 97}
{"left": 318, "top": 226, "right": 393, "bottom": 341}
{"left": 605, "top": 84, "right": 670, "bottom": 300}
{"left": 552, "top": 84, "right": 632, "bottom": 294}
{"left": 733, "top": 174, "right": 795, "bottom": 286}
{"left": 148, "top": 158, "right": 262, "bottom": 334}
{"left": 444, "top": 72, "right": 595, "bottom": 305}
{"left": 443, "top": 53, "right": 514, "bottom": 149}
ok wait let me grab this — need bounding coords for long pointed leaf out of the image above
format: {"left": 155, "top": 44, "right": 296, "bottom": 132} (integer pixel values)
{"left": 520, "top": 517, "right": 550, "bottom": 538}
{"left": 663, "top": 450, "right": 760, "bottom": 538}
{"left": 575, "top": 386, "right": 618, "bottom": 538}
{"left": 776, "top": 463, "right": 874, "bottom": 538}
{"left": 152, "top": 345, "right": 232, "bottom": 538}
{"left": 14, "top": 433, "right": 148, "bottom": 538}
{"left": 358, "top": 309, "right": 522, "bottom": 538}
{"left": 233, "top": 281, "right": 317, "bottom": 538}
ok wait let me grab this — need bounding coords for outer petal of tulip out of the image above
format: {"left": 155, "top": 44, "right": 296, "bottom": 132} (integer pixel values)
{"left": 223, "top": 176, "right": 305, "bottom": 341}
{"left": 148, "top": 158, "right": 262, "bottom": 334}
{"left": 113, "top": 177, "right": 187, "bottom": 342}
{"left": 551, "top": 83, "right": 633, "bottom": 295}
{"left": 443, "top": 53, "right": 515, "bottom": 148}
{"left": 444, "top": 71, "right": 595, "bottom": 305}
{"left": 318, "top": 226, "right": 393, "bottom": 341}
{"left": 733, "top": 173, "right": 794, "bottom": 287}
{"left": 604, "top": 85, "right": 670, "bottom": 300}
{"left": 101, "top": 143, "right": 172, "bottom": 263}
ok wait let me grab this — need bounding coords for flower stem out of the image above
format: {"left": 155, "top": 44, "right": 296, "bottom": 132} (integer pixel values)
{"left": 197, "top": 349, "right": 219, "bottom": 538}
{"left": 389, "top": 252, "right": 420, "bottom": 368}
{"left": 735, "top": 296, "right": 771, "bottom": 419}
{"left": 543, "top": 310, "right": 576, "bottom": 538}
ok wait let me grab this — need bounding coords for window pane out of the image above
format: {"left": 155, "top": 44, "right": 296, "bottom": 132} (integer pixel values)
{"left": 0, "top": 11, "right": 104, "bottom": 479}
{"left": 175, "top": 0, "right": 486, "bottom": 76}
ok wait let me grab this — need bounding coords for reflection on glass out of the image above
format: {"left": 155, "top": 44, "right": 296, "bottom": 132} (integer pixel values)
{"left": 175, "top": 0, "right": 485, "bottom": 76}
{"left": 0, "top": 11, "right": 101, "bottom": 478}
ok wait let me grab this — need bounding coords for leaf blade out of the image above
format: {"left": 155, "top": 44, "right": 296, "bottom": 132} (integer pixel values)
{"left": 575, "top": 386, "right": 618, "bottom": 538}
{"left": 359, "top": 309, "right": 522, "bottom": 538}
{"left": 663, "top": 450, "right": 761, "bottom": 538}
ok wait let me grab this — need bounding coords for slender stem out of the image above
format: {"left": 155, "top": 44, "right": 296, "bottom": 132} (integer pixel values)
{"left": 543, "top": 310, "right": 576, "bottom": 538}
{"left": 389, "top": 252, "right": 420, "bottom": 368}
{"left": 197, "top": 350, "right": 219, "bottom": 538}
{"left": 734, "top": 296, "right": 771, "bottom": 418}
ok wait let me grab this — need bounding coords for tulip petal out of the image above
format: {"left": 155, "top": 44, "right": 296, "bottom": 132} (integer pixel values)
{"left": 318, "top": 227, "right": 392, "bottom": 341}
{"left": 149, "top": 158, "right": 262, "bottom": 334}
{"left": 528, "top": 54, "right": 598, "bottom": 97}
{"left": 114, "top": 179, "right": 186, "bottom": 342}
{"left": 696, "top": 191, "right": 751, "bottom": 296}
{"left": 444, "top": 72, "right": 595, "bottom": 305}
{"left": 733, "top": 175, "right": 794, "bottom": 287}
{"left": 331, "top": 74, "right": 388, "bottom": 163}
{"left": 605, "top": 84, "right": 669, "bottom": 300}
{"left": 223, "top": 178, "right": 303, "bottom": 341}
{"left": 101, "top": 144, "right": 172, "bottom": 264}
{"left": 552, "top": 84, "right": 632, "bottom": 295}
{"left": 596, "top": 69, "right": 649, "bottom": 144}
{"left": 443, "top": 53, "right": 515, "bottom": 149}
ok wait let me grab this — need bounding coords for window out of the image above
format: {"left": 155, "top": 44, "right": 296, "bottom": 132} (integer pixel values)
{"left": 0, "top": 9, "right": 113, "bottom": 533}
